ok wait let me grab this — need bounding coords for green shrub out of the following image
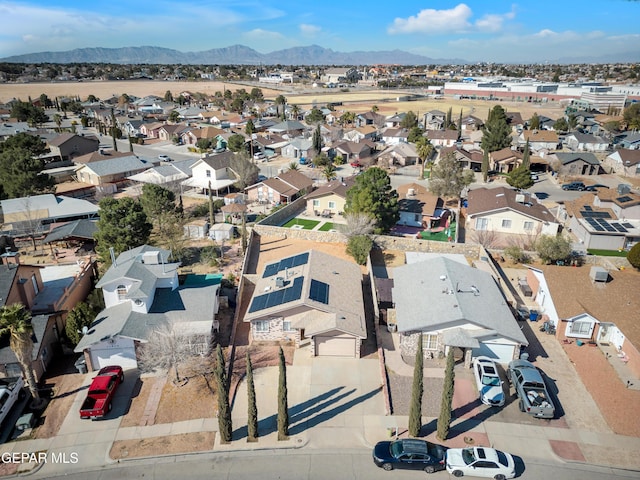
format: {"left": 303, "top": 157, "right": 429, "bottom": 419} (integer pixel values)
{"left": 503, "top": 245, "right": 528, "bottom": 264}
{"left": 346, "top": 235, "right": 373, "bottom": 265}
{"left": 628, "top": 243, "right": 640, "bottom": 270}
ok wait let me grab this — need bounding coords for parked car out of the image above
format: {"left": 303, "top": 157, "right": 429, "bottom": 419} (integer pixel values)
{"left": 585, "top": 184, "right": 609, "bottom": 191}
{"left": 158, "top": 154, "right": 171, "bottom": 161}
{"left": 350, "top": 161, "right": 363, "bottom": 168}
{"left": 79, "top": 365, "right": 124, "bottom": 420}
{"left": 445, "top": 447, "right": 516, "bottom": 479}
{"left": 472, "top": 356, "right": 505, "bottom": 407}
{"left": 530, "top": 172, "right": 539, "bottom": 181}
{"left": 373, "top": 439, "right": 447, "bottom": 473}
{"left": 0, "top": 377, "right": 25, "bottom": 426}
{"left": 515, "top": 306, "right": 529, "bottom": 321}
{"left": 561, "top": 181, "right": 585, "bottom": 191}
{"left": 253, "top": 151, "right": 266, "bottom": 160}
{"left": 508, "top": 359, "right": 555, "bottom": 419}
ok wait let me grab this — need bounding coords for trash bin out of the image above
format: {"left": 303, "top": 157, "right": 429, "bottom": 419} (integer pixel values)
{"left": 74, "top": 357, "right": 87, "bottom": 374}
{"left": 520, "top": 352, "right": 529, "bottom": 361}
{"left": 529, "top": 310, "right": 539, "bottom": 322}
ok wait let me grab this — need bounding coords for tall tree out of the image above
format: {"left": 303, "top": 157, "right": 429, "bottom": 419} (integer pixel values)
{"left": 345, "top": 167, "right": 399, "bottom": 234}
{"left": 506, "top": 165, "right": 534, "bottom": 190}
{"left": 140, "top": 184, "right": 176, "bottom": 235}
{"left": 408, "top": 335, "right": 424, "bottom": 437}
{"left": 522, "top": 139, "right": 531, "bottom": 169}
{"left": 65, "top": 302, "right": 98, "bottom": 346}
{"left": 321, "top": 164, "right": 337, "bottom": 182}
{"left": 481, "top": 105, "right": 512, "bottom": 154}
{"left": 428, "top": 153, "right": 475, "bottom": 199}
{"left": 436, "top": 349, "right": 455, "bottom": 441}
{"left": 457, "top": 110, "right": 463, "bottom": 139}
{"left": 245, "top": 118, "right": 256, "bottom": 136}
{"left": 0, "top": 149, "right": 55, "bottom": 199}
{"left": 0, "top": 304, "right": 39, "bottom": 399}
{"left": 400, "top": 110, "right": 418, "bottom": 129}
{"left": 481, "top": 148, "right": 489, "bottom": 183}
{"left": 246, "top": 352, "right": 258, "bottom": 441}
{"left": 164, "top": 90, "right": 174, "bottom": 102}
{"left": 275, "top": 95, "right": 287, "bottom": 120}
{"left": 110, "top": 108, "right": 118, "bottom": 152}
{"left": 445, "top": 107, "right": 452, "bottom": 129}
{"left": 94, "top": 197, "right": 152, "bottom": 263}
{"left": 277, "top": 347, "right": 289, "bottom": 440}
{"left": 312, "top": 124, "right": 322, "bottom": 154}
{"left": 416, "top": 138, "right": 434, "bottom": 179}
{"left": 623, "top": 103, "right": 640, "bottom": 130}
{"left": 215, "top": 345, "right": 233, "bottom": 443}
{"left": 227, "top": 134, "right": 245, "bottom": 152}
{"left": 0, "top": 132, "right": 49, "bottom": 157}
{"left": 231, "top": 152, "right": 260, "bottom": 190}
{"left": 306, "top": 107, "right": 325, "bottom": 124}
{"left": 208, "top": 181, "right": 215, "bottom": 226}
{"left": 529, "top": 113, "right": 541, "bottom": 130}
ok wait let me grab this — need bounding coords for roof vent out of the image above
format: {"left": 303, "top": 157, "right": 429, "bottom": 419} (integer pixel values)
{"left": 407, "top": 188, "right": 416, "bottom": 197}
{"left": 515, "top": 194, "right": 526, "bottom": 203}
{"left": 440, "top": 275, "right": 447, "bottom": 281}
{"left": 589, "top": 266, "right": 608, "bottom": 283}
{"left": 275, "top": 277, "right": 285, "bottom": 288}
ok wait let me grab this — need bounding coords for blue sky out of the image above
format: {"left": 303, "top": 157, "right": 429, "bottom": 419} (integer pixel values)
{"left": 1, "top": 1, "right": 639, "bottom": 62}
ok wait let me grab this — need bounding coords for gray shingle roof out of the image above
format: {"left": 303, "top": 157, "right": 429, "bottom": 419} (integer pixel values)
{"left": 392, "top": 257, "right": 527, "bottom": 345}
{"left": 43, "top": 219, "right": 97, "bottom": 243}
{"left": 77, "top": 155, "right": 150, "bottom": 176}
{"left": 555, "top": 152, "right": 600, "bottom": 166}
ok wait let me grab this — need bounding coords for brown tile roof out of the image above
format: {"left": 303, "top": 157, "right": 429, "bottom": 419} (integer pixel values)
{"left": 490, "top": 147, "right": 522, "bottom": 162}
{"left": 539, "top": 265, "right": 640, "bottom": 348}
{"left": 305, "top": 177, "right": 355, "bottom": 200}
{"left": 276, "top": 170, "right": 313, "bottom": 191}
{"left": 522, "top": 130, "right": 559, "bottom": 143}
{"left": 73, "top": 150, "right": 133, "bottom": 164}
{"left": 261, "top": 178, "right": 298, "bottom": 197}
{"left": 426, "top": 130, "right": 459, "bottom": 140}
{"left": 614, "top": 149, "right": 640, "bottom": 167}
{"left": 595, "top": 189, "right": 640, "bottom": 208}
{"left": 506, "top": 112, "right": 524, "bottom": 125}
{"left": 467, "top": 186, "right": 557, "bottom": 223}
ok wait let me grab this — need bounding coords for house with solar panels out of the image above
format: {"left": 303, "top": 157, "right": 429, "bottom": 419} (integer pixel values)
{"left": 562, "top": 189, "right": 640, "bottom": 250}
{"left": 244, "top": 250, "right": 367, "bottom": 357}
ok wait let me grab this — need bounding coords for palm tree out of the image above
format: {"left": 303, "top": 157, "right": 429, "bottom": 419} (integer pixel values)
{"left": 321, "top": 164, "right": 337, "bottom": 182}
{"left": 0, "top": 304, "right": 39, "bottom": 399}
{"left": 290, "top": 104, "right": 300, "bottom": 120}
{"left": 417, "top": 139, "right": 434, "bottom": 179}
{"left": 53, "top": 113, "right": 63, "bottom": 131}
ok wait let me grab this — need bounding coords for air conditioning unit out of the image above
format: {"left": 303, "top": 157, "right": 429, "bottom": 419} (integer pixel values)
{"left": 617, "top": 184, "right": 631, "bottom": 195}
{"left": 275, "top": 277, "right": 285, "bottom": 288}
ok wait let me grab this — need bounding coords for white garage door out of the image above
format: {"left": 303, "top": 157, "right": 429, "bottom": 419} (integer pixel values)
{"left": 315, "top": 336, "right": 356, "bottom": 357}
{"left": 89, "top": 337, "right": 138, "bottom": 370}
{"left": 472, "top": 343, "right": 516, "bottom": 365}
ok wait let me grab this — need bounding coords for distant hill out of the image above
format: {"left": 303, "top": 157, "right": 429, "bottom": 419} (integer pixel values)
{"left": 0, "top": 44, "right": 467, "bottom": 65}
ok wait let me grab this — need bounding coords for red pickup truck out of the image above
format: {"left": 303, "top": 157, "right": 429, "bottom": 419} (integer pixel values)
{"left": 79, "top": 365, "right": 124, "bottom": 419}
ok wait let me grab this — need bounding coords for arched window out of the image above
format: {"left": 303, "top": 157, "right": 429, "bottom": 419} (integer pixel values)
{"left": 117, "top": 285, "right": 127, "bottom": 301}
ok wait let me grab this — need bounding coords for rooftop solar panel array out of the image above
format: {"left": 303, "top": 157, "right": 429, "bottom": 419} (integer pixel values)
{"left": 248, "top": 276, "right": 305, "bottom": 313}
{"left": 309, "top": 279, "right": 330, "bottom": 304}
{"left": 262, "top": 252, "right": 310, "bottom": 278}
{"left": 585, "top": 217, "right": 628, "bottom": 233}
{"left": 581, "top": 210, "right": 611, "bottom": 219}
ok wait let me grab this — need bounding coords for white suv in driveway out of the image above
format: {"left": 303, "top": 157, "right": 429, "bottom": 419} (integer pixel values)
{"left": 158, "top": 154, "right": 171, "bottom": 161}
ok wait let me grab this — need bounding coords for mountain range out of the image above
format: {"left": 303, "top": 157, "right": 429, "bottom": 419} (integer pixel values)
{"left": 0, "top": 44, "right": 466, "bottom": 65}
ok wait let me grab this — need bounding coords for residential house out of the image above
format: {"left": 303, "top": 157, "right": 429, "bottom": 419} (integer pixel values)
{"left": 245, "top": 170, "right": 313, "bottom": 205}
{"left": 139, "top": 122, "right": 164, "bottom": 139}
{"left": 384, "top": 113, "right": 405, "bottom": 128}
{"left": 305, "top": 177, "right": 354, "bottom": 217}
{"left": 128, "top": 159, "right": 196, "bottom": 186}
{"left": 75, "top": 154, "right": 151, "bottom": 186}
{"left": 180, "top": 126, "right": 226, "bottom": 146}
{"left": 281, "top": 138, "right": 315, "bottom": 161}
{"left": 268, "top": 120, "right": 307, "bottom": 137}
{"left": 554, "top": 152, "right": 602, "bottom": 176}
{"left": 424, "top": 110, "right": 446, "bottom": 130}
{"left": 157, "top": 124, "right": 189, "bottom": 142}
{"left": 614, "top": 132, "right": 640, "bottom": 150}
{"left": 174, "top": 106, "right": 206, "bottom": 121}
{"left": 0, "top": 121, "right": 34, "bottom": 140}
{"left": 73, "top": 149, "right": 136, "bottom": 165}
{"left": 391, "top": 256, "right": 528, "bottom": 366}
{"left": 518, "top": 130, "right": 559, "bottom": 152}
{"left": 525, "top": 265, "right": 640, "bottom": 380}
{"left": 396, "top": 183, "right": 444, "bottom": 228}
{"left": 47, "top": 133, "right": 100, "bottom": 162}
{"left": 506, "top": 112, "right": 525, "bottom": 131}
{"left": 490, "top": 147, "right": 523, "bottom": 173}
{"left": 458, "top": 115, "right": 484, "bottom": 132}
{"left": 181, "top": 152, "right": 239, "bottom": 196}
{"left": 321, "top": 67, "right": 360, "bottom": 84}
{"left": 381, "top": 127, "right": 409, "bottom": 145}
{"left": 466, "top": 187, "right": 560, "bottom": 246}
{"left": 561, "top": 192, "right": 640, "bottom": 250}
{"left": 564, "top": 132, "right": 609, "bottom": 152}
{"left": 0, "top": 255, "right": 96, "bottom": 381}
{"left": 604, "top": 149, "right": 640, "bottom": 176}
{"left": 0, "top": 194, "right": 99, "bottom": 237}
{"left": 75, "top": 245, "right": 219, "bottom": 371}
{"left": 343, "top": 125, "right": 378, "bottom": 143}
{"left": 332, "top": 140, "right": 374, "bottom": 164}
{"left": 355, "top": 111, "right": 385, "bottom": 128}
{"left": 121, "top": 119, "right": 145, "bottom": 138}
{"left": 426, "top": 129, "right": 459, "bottom": 148}
{"left": 244, "top": 250, "right": 366, "bottom": 357}
{"left": 376, "top": 142, "right": 420, "bottom": 167}
{"left": 441, "top": 146, "right": 484, "bottom": 172}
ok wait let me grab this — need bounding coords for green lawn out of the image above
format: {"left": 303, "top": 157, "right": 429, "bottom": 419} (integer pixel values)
{"left": 419, "top": 222, "right": 457, "bottom": 242}
{"left": 318, "top": 222, "right": 335, "bottom": 231}
{"left": 282, "top": 218, "right": 321, "bottom": 230}
{"left": 587, "top": 249, "right": 629, "bottom": 257}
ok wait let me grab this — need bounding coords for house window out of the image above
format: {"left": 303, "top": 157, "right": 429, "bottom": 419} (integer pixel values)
{"left": 567, "top": 320, "right": 594, "bottom": 338}
{"left": 255, "top": 320, "right": 269, "bottom": 333}
{"left": 117, "top": 285, "right": 127, "bottom": 301}
{"left": 206, "top": 169, "right": 211, "bottom": 178}
{"left": 31, "top": 275, "right": 39, "bottom": 295}
{"left": 313, "top": 200, "right": 319, "bottom": 207}
{"left": 475, "top": 218, "right": 488, "bottom": 231}
{"left": 283, "top": 321, "right": 294, "bottom": 332}
{"left": 523, "top": 221, "right": 534, "bottom": 231}
{"left": 415, "top": 214, "right": 420, "bottom": 222}
{"left": 501, "top": 219, "right": 512, "bottom": 229}
{"left": 328, "top": 201, "right": 336, "bottom": 209}
{"left": 422, "top": 334, "right": 438, "bottom": 350}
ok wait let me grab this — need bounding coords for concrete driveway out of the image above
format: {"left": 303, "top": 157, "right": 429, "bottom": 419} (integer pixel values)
{"left": 231, "top": 350, "right": 386, "bottom": 449}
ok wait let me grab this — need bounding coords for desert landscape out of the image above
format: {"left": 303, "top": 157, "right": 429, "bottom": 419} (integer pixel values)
{"left": 0, "top": 80, "right": 567, "bottom": 121}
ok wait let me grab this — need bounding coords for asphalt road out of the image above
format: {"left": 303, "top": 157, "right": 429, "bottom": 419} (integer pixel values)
{"left": 34, "top": 449, "right": 640, "bottom": 480}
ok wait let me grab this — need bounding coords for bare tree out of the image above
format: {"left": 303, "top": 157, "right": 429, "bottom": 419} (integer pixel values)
{"left": 470, "top": 228, "right": 500, "bottom": 248}
{"left": 337, "top": 212, "right": 376, "bottom": 238}
{"left": 138, "top": 323, "right": 208, "bottom": 383}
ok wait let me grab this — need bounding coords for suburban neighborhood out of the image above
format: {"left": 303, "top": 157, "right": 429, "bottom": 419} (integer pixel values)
{"left": 0, "top": 53, "right": 639, "bottom": 480}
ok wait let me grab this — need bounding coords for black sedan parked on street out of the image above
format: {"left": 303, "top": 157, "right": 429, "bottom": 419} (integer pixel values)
{"left": 373, "top": 439, "right": 447, "bottom": 473}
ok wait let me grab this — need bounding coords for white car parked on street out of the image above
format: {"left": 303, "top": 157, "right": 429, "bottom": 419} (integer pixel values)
{"left": 472, "top": 356, "right": 505, "bottom": 407}
{"left": 446, "top": 447, "right": 515, "bottom": 479}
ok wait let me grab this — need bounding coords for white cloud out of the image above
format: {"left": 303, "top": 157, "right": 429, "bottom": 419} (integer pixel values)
{"left": 300, "top": 24, "right": 321, "bottom": 36}
{"left": 388, "top": 4, "right": 472, "bottom": 34}
{"left": 475, "top": 5, "right": 516, "bottom": 33}
{"left": 244, "top": 29, "right": 285, "bottom": 41}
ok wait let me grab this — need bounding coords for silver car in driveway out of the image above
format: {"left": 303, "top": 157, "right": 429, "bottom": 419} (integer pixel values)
{"left": 473, "top": 356, "right": 505, "bottom": 407}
